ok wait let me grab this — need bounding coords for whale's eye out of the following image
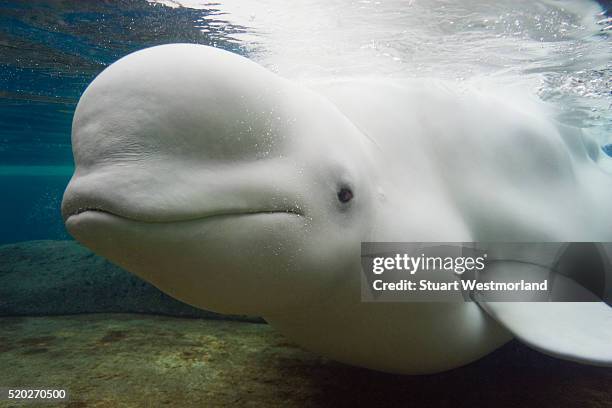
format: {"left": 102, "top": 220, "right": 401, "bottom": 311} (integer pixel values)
{"left": 337, "top": 187, "right": 354, "bottom": 203}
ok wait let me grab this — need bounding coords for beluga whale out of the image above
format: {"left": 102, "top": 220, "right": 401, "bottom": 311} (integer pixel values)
{"left": 62, "top": 44, "right": 612, "bottom": 374}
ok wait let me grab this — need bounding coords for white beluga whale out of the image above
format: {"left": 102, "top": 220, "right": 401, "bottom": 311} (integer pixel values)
{"left": 62, "top": 44, "right": 612, "bottom": 374}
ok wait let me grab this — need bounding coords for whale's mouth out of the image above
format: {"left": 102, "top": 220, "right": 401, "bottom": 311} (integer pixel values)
{"left": 61, "top": 176, "right": 306, "bottom": 225}
{"left": 64, "top": 206, "right": 304, "bottom": 225}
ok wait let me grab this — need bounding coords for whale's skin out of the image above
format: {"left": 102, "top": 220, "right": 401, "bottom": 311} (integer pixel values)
{"left": 62, "top": 44, "right": 612, "bottom": 374}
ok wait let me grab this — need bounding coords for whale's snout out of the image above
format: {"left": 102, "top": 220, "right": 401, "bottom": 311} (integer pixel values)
{"left": 62, "top": 159, "right": 305, "bottom": 225}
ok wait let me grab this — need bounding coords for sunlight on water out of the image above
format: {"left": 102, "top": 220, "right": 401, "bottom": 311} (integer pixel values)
{"left": 154, "top": 0, "right": 611, "bottom": 145}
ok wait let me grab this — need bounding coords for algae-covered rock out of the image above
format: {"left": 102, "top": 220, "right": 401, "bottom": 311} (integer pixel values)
{"left": 0, "top": 240, "right": 260, "bottom": 321}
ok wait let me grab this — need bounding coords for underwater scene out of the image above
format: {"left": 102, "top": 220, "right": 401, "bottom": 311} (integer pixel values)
{"left": 1, "top": 0, "right": 612, "bottom": 406}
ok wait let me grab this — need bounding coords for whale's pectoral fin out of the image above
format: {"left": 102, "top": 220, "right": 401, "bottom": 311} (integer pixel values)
{"left": 472, "top": 253, "right": 612, "bottom": 366}
{"left": 475, "top": 300, "right": 612, "bottom": 366}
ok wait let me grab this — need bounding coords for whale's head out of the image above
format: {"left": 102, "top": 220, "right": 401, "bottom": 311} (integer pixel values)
{"left": 62, "top": 44, "right": 376, "bottom": 316}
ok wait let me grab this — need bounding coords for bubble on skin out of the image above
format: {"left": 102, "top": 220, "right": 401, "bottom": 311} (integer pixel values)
{"left": 272, "top": 241, "right": 283, "bottom": 257}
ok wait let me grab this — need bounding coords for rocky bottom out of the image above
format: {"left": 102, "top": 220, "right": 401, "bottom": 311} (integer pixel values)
{"left": 0, "top": 314, "right": 611, "bottom": 407}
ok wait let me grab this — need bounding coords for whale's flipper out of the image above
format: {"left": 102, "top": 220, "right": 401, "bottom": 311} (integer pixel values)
{"left": 473, "top": 244, "right": 612, "bottom": 366}
{"left": 475, "top": 300, "right": 612, "bottom": 366}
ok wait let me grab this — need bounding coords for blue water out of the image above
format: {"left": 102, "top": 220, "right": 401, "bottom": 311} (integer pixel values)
{"left": 0, "top": 0, "right": 249, "bottom": 244}
{"left": 0, "top": 0, "right": 610, "bottom": 244}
